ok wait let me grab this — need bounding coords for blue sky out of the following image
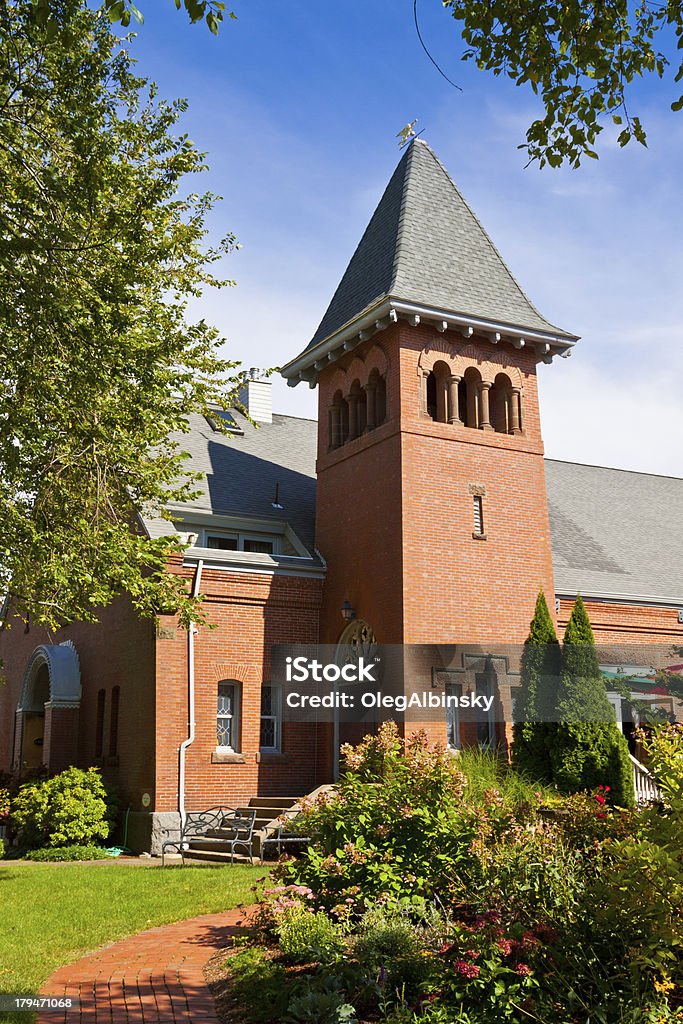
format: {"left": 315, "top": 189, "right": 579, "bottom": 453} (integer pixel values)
{"left": 132, "top": 1, "right": 682, "bottom": 477}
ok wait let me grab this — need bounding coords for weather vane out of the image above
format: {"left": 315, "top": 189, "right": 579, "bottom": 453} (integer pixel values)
{"left": 396, "top": 120, "right": 419, "bottom": 148}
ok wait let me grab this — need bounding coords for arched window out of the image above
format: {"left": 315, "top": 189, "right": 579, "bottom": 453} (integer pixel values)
{"left": 425, "top": 362, "right": 450, "bottom": 423}
{"left": 426, "top": 371, "right": 437, "bottom": 420}
{"left": 329, "top": 390, "right": 349, "bottom": 449}
{"left": 348, "top": 380, "right": 366, "bottom": 439}
{"left": 375, "top": 374, "right": 387, "bottom": 425}
{"left": 463, "top": 367, "right": 482, "bottom": 429}
{"left": 365, "top": 369, "right": 386, "bottom": 430}
{"left": 109, "top": 685, "right": 120, "bottom": 758}
{"left": 95, "top": 689, "right": 106, "bottom": 759}
{"left": 217, "top": 681, "right": 241, "bottom": 752}
{"left": 490, "top": 373, "right": 512, "bottom": 434}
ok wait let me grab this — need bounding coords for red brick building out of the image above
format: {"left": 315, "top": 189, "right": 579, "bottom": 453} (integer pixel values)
{"left": 1, "top": 140, "right": 681, "bottom": 852}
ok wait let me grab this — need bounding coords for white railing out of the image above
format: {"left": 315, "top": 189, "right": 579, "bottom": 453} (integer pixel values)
{"left": 630, "top": 753, "right": 662, "bottom": 805}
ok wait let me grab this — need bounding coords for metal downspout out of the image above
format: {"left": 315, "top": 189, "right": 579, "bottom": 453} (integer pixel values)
{"left": 178, "top": 559, "right": 203, "bottom": 829}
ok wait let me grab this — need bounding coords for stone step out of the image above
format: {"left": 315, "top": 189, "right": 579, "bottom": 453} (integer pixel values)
{"left": 247, "top": 796, "right": 300, "bottom": 809}
{"left": 183, "top": 847, "right": 256, "bottom": 865}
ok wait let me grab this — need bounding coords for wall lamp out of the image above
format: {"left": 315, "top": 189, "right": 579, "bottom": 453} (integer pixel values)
{"left": 341, "top": 600, "right": 356, "bottom": 622}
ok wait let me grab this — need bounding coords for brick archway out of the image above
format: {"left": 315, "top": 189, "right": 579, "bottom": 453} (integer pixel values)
{"left": 14, "top": 642, "right": 82, "bottom": 775}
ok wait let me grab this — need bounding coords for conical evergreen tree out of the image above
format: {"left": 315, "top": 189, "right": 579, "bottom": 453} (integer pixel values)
{"left": 550, "top": 596, "right": 635, "bottom": 807}
{"left": 512, "top": 590, "right": 560, "bottom": 780}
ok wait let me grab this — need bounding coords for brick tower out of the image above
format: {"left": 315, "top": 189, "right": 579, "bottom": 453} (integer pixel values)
{"left": 282, "top": 140, "right": 578, "bottom": 655}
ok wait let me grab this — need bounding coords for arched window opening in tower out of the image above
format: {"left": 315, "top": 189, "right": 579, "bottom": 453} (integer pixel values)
{"left": 329, "top": 390, "right": 349, "bottom": 449}
{"left": 348, "top": 380, "right": 366, "bottom": 439}
{"left": 426, "top": 370, "right": 437, "bottom": 420}
{"left": 491, "top": 373, "right": 513, "bottom": 433}
{"left": 366, "top": 369, "right": 387, "bottom": 429}
{"left": 463, "top": 367, "right": 482, "bottom": 429}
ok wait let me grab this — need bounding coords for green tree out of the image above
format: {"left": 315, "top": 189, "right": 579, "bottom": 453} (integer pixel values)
{"left": 30, "top": 0, "right": 234, "bottom": 34}
{"left": 551, "top": 596, "right": 635, "bottom": 806}
{"left": 0, "top": 0, "right": 241, "bottom": 630}
{"left": 512, "top": 589, "right": 560, "bottom": 781}
{"left": 443, "top": 0, "right": 683, "bottom": 167}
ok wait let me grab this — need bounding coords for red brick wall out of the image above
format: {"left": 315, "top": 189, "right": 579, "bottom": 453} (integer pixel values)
{"left": 314, "top": 322, "right": 557, "bottom": 751}
{"left": 0, "top": 597, "right": 156, "bottom": 806}
{"left": 153, "top": 557, "right": 325, "bottom": 813}
{"left": 397, "top": 322, "right": 556, "bottom": 646}
{"left": 557, "top": 598, "right": 682, "bottom": 648}
{"left": 316, "top": 330, "right": 405, "bottom": 646}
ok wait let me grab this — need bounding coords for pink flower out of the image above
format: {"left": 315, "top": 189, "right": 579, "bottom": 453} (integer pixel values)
{"left": 594, "top": 793, "right": 606, "bottom": 805}
{"left": 515, "top": 963, "right": 532, "bottom": 977}
{"left": 496, "top": 939, "right": 513, "bottom": 956}
{"left": 454, "top": 960, "right": 481, "bottom": 979}
{"left": 464, "top": 949, "right": 480, "bottom": 960}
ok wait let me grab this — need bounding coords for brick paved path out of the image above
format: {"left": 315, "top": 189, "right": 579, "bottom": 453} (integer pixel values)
{"left": 38, "top": 908, "right": 248, "bottom": 1023}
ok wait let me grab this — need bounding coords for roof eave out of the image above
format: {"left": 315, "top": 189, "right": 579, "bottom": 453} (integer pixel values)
{"left": 281, "top": 296, "right": 579, "bottom": 387}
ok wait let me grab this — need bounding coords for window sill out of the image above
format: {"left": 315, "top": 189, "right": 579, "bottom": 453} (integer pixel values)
{"left": 472, "top": 532, "right": 487, "bottom": 541}
{"left": 256, "top": 751, "right": 290, "bottom": 764}
{"left": 211, "top": 750, "right": 246, "bottom": 764}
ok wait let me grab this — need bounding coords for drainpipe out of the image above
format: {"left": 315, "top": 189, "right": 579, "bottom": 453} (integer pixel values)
{"left": 178, "top": 559, "right": 203, "bottom": 830}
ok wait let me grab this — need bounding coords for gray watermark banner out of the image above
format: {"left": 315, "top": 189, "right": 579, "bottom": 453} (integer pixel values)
{"left": 271, "top": 643, "right": 683, "bottom": 725}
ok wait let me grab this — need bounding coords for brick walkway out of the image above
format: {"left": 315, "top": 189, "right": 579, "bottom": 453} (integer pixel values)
{"left": 38, "top": 908, "right": 249, "bottom": 1023}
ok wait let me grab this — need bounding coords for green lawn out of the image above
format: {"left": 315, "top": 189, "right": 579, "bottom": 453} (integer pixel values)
{"left": 0, "top": 862, "right": 264, "bottom": 1022}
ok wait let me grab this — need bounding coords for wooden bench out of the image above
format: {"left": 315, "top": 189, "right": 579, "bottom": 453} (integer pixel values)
{"left": 161, "top": 806, "right": 257, "bottom": 865}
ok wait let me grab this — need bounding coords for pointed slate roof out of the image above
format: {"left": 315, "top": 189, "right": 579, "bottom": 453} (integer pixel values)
{"left": 313, "top": 139, "right": 573, "bottom": 346}
{"left": 282, "top": 140, "right": 576, "bottom": 383}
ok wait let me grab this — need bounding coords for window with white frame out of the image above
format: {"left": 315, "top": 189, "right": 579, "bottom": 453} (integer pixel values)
{"left": 260, "top": 685, "right": 281, "bottom": 752}
{"left": 207, "top": 534, "right": 239, "bottom": 551}
{"left": 217, "top": 681, "right": 240, "bottom": 751}
{"left": 203, "top": 530, "right": 278, "bottom": 554}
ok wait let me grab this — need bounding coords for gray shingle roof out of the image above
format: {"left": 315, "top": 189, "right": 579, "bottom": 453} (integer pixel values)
{"left": 546, "top": 460, "right": 683, "bottom": 605}
{"left": 145, "top": 412, "right": 318, "bottom": 552}
{"left": 148, "top": 412, "right": 683, "bottom": 606}
{"left": 307, "top": 138, "right": 575, "bottom": 349}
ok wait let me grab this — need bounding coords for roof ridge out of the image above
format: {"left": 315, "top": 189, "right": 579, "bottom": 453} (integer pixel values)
{"left": 545, "top": 457, "right": 683, "bottom": 483}
{"left": 400, "top": 140, "right": 562, "bottom": 333}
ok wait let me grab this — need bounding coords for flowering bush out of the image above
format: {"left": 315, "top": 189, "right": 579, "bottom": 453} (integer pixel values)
{"left": 0, "top": 787, "right": 10, "bottom": 821}
{"left": 581, "top": 724, "right": 683, "bottom": 1003}
{"left": 276, "top": 905, "right": 344, "bottom": 964}
{"left": 432, "top": 912, "right": 544, "bottom": 1020}
{"left": 279, "top": 723, "right": 514, "bottom": 909}
{"left": 233, "top": 728, "right": 683, "bottom": 1023}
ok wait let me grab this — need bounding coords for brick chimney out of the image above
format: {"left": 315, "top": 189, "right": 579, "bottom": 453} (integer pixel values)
{"left": 238, "top": 368, "right": 272, "bottom": 424}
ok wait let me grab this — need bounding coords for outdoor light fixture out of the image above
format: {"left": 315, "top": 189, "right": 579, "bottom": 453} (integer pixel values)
{"left": 341, "top": 600, "right": 356, "bottom": 621}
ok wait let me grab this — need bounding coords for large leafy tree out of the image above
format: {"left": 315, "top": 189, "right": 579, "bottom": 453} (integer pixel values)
{"left": 443, "top": 0, "right": 683, "bottom": 167}
{"left": 512, "top": 589, "right": 560, "bottom": 781}
{"left": 551, "top": 596, "right": 635, "bottom": 806}
{"left": 0, "top": 0, "right": 241, "bottom": 630}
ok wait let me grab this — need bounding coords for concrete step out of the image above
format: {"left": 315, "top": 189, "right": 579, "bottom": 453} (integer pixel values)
{"left": 183, "top": 848, "right": 256, "bottom": 865}
{"left": 247, "top": 796, "right": 300, "bottom": 809}
{"left": 243, "top": 806, "right": 299, "bottom": 820}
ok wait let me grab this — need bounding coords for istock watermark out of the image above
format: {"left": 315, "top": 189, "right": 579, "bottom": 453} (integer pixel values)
{"left": 271, "top": 643, "right": 683, "bottom": 727}
{"left": 285, "top": 686, "right": 494, "bottom": 713}
{"left": 285, "top": 655, "right": 379, "bottom": 683}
